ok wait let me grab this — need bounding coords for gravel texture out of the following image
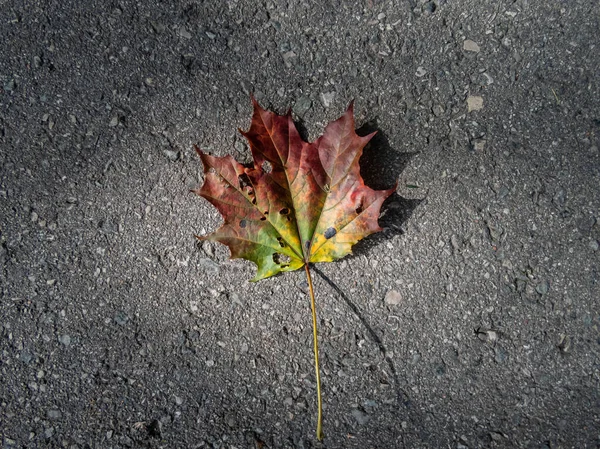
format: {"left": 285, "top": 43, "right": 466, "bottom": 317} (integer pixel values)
{"left": 1, "top": 0, "right": 599, "bottom": 448}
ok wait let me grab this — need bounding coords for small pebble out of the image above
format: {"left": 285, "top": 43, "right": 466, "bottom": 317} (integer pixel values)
{"left": 234, "top": 386, "right": 247, "bottom": 398}
{"left": 114, "top": 311, "right": 129, "bottom": 326}
{"left": 163, "top": 149, "right": 179, "bottom": 161}
{"left": 467, "top": 96, "right": 484, "bottom": 112}
{"left": 463, "top": 39, "right": 480, "bottom": 53}
{"left": 179, "top": 27, "right": 192, "bottom": 39}
{"left": 198, "top": 258, "right": 220, "bottom": 274}
{"left": 4, "top": 79, "right": 15, "bottom": 92}
{"left": 202, "top": 240, "right": 214, "bottom": 257}
{"left": 477, "top": 329, "right": 498, "bottom": 343}
{"left": 450, "top": 234, "right": 461, "bottom": 250}
{"left": 320, "top": 92, "right": 335, "bottom": 108}
{"left": 472, "top": 139, "right": 486, "bottom": 152}
{"left": 490, "top": 431, "right": 503, "bottom": 442}
{"left": 421, "top": 1, "right": 436, "bottom": 14}
{"left": 494, "top": 346, "right": 508, "bottom": 364}
{"left": 536, "top": 280, "right": 549, "bottom": 295}
{"left": 351, "top": 408, "right": 370, "bottom": 425}
{"left": 384, "top": 289, "right": 402, "bottom": 306}
{"left": 47, "top": 410, "right": 62, "bottom": 419}
{"left": 282, "top": 51, "right": 296, "bottom": 68}
{"left": 294, "top": 96, "right": 312, "bottom": 116}
{"left": 558, "top": 334, "right": 571, "bottom": 353}
{"left": 19, "top": 351, "right": 33, "bottom": 364}
{"left": 415, "top": 66, "right": 427, "bottom": 77}
{"left": 59, "top": 335, "right": 71, "bottom": 346}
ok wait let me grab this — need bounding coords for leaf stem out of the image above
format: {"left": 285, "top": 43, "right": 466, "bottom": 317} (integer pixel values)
{"left": 304, "top": 263, "right": 323, "bottom": 441}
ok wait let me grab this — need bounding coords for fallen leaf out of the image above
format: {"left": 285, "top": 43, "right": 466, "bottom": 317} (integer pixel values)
{"left": 193, "top": 97, "right": 396, "bottom": 440}
{"left": 194, "top": 97, "right": 395, "bottom": 281}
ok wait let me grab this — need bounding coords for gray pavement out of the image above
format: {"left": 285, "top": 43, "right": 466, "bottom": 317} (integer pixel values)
{"left": 1, "top": 0, "right": 599, "bottom": 447}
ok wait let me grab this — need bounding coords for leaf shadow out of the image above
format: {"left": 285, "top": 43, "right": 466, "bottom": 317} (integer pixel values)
{"left": 313, "top": 265, "right": 412, "bottom": 408}
{"left": 356, "top": 118, "right": 418, "bottom": 190}
{"left": 354, "top": 119, "right": 424, "bottom": 254}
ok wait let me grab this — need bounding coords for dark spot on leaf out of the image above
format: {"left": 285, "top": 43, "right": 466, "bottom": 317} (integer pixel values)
{"left": 260, "top": 217, "right": 266, "bottom": 221}
{"left": 251, "top": 197, "right": 257, "bottom": 205}
{"left": 264, "top": 210, "right": 269, "bottom": 215}
{"left": 324, "top": 227, "right": 337, "bottom": 239}
{"left": 279, "top": 208, "right": 290, "bottom": 215}
{"left": 356, "top": 202, "right": 364, "bottom": 214}
{"left": 273, "top": 253, "right": 291, "bottom": 264}
{"left": 239, "top": 219, "right": 247, "bottom": 228}
{"left": 277, "top": 237, "right": 286, "bottom": 247}
{"left": 262, "top": 160, "right": 273, "bottom": 173}
{"left": 305, "top": 241, "right": 311, "bottom": 252}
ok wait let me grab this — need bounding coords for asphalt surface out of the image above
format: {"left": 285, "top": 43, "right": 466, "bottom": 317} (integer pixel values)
{"left": 1, "top": 0, "right": 599, "bottom": 448}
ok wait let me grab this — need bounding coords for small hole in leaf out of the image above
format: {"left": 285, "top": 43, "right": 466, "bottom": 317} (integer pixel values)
{"left": 356, "top": 197, "right": 364, "bottom": 214}
{"left": 238, "top": 173, "right": 251, "bottom": 189}
{"left": 239, "top": 219, "right": 247, "bottom": 228}
{"left": 262, "top": 161, "right": 273, "bottom": 173}
{"left": 264, "top": 211, "right": 269, "bottom": 215}
{"left": 273, "top": 253, "right": 291, "bottom": 265}
{"left": 260, "top": 217, "right": 266, "bottom": 221}
{"left": 279, "top": 208, "right": 290, "bottom": 215}
{"left": 277, "top": 237, "right": 286, "bottom": 248}
{"left": 324, "top": 227, "right": 337, "bottom": 239}
{"left": 251, "top": 197, "right": 257, "bottom": 205}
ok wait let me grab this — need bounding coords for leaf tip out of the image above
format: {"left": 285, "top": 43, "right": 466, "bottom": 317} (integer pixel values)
{"left": 347, "top": 99, "right": 355, "bottom": 113}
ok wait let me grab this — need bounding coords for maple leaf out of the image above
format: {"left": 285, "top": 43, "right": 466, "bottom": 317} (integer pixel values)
{"left": 193, "top": 97, "right": 395, "bottom": 440}
{"left": 195, "top": 98, "right": 394, "bottom": 280}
